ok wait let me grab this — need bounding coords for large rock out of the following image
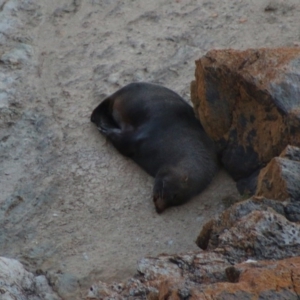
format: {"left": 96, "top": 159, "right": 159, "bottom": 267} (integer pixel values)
{"left": 196, "top": 197, "right": 300, "bottom": 261}
{"left": 0, "top": 256, "right": 61, "bottom": 300}
{"left": 191, "top": 48, "right": 300, "bottom": 181}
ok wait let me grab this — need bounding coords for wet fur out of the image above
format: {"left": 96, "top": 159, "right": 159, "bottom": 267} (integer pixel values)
{"left": 91, "top": 82, "right": 219, "bottom": 213}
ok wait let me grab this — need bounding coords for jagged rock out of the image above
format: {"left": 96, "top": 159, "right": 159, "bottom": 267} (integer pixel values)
{"left": 191, "top": 48, "right": 300, "bottom": 183}
{"left": 196, "top": 197, "right": 300, "bottom": 262}
{"left": 256, "top": 145, "right": 300, "bottom": 201}
{"left": 137, "top": 251, "right": 230, "bottom": 284}
{"left": 47, "top": 272, "right": 80, "bottom": 300}
{"left": 0, "top": 256, "right": 61, "bottom": 300}
{"left": 280, "top": 145, "right": 300, "bottom": 161}
{"left": 86, "top": 255, "right": 300, "bottom": 300}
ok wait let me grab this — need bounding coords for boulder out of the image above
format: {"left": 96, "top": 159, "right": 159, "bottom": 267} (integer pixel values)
{"left": 0, "top": 256, "right": 61, "bottom": 300}
{"left": 196, "top": 197, "right": 300, "bottom": 262}
{"left": 191, "top": 48, "right": 300, "bottom": 182}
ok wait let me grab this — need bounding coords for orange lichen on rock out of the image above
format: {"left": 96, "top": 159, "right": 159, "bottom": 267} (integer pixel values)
{"left": 200, "top": 257, "right": 300, "bottom": 300}
{"left": 151, "top": 257, "right": 300, "bottom": 300}
{"left": 256, "top": 157, "right": 290, "bottom": 200}
{"left": 191, "top": 48, "right": 300, "bottom": 181}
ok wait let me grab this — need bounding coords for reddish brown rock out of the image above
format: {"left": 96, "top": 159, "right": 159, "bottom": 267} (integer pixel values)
{"left": 256, "top": 158, "right": 300, "bottom": 200}
{"left": 256, "top": 145, "right": 300, "bottom": 202}
{"left": 156, "top": 257, "right": 300, "bottom": 300}
{"left": 198, "top": 257, "right": 300, "bottom": 300}
{"left": 191, "top": 48, "right": 300, "bottom": 181}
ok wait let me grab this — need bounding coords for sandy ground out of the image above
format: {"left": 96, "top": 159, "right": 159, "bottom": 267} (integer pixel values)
{"left": 0, "top": 0, "right": 299, "bottom": 291}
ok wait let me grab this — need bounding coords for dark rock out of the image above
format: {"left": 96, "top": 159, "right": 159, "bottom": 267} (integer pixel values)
{"left": 284, "top": 202, "right": 300, "bottom": 222}
{"left": 191, "top": 48, "right": 300, "bottom": 181}
{"left": 236, "top": 168, "right": 260, "bottom": 196}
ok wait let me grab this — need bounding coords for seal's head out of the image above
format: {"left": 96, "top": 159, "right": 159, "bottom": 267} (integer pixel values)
{"left": 153, "top": 166, "right": 190, "bottom": 213}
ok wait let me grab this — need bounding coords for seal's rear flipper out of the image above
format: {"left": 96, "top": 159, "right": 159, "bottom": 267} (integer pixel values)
{"left": 91, "top": 98, "right": 120, "bottom": 131}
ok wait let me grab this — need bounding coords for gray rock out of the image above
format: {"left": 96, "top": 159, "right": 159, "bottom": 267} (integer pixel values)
{"left": 0, "top": 256, "right": 61, "bottom": 300}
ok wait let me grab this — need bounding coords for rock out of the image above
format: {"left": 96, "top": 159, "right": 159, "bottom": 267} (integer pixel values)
{"left": 285, "top": 202, "right": 300, "bottom": 222}
{"left": 0, "top": 256, "right": 61, "bottom": 300}
{"left": 86, "top": 255, "right": 300, "bottom": 300}
{"left": 196, "top": 197, "right": 300, "bottom": 262}
{"left": 47, "top": 272, "right": 80, "bottom": 299}
{"left": 256, "top": 145, "right": 300, "bottom": 201}
{"left": 191, "top": 48, "right": 300, "bottom": 182}
{"left": 236, "top": 169, "right": 260, "bottom": 196}
{"left": 280, "top": 145, "right": 300, "bottom": 161}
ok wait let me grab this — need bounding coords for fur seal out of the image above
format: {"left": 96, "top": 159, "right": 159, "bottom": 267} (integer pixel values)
{"left": 91, "top": 82, "right": 218, "bottom": 213}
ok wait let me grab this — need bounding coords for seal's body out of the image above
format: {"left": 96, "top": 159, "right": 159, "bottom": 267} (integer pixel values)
{"left": 91, "top": 82, "right": 218, "bottom": 213}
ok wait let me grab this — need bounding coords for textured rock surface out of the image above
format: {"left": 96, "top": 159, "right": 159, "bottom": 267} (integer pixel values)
{"left": 196, "top": 197, "right": 300, "bottom": 259}
{"left": 256, "top": 145, "right": 300, "bottom": 201}
{"left": 0, "top": 256, "right": 61, "bottom": 300}
{"left": 191, "top": 47, "right": 300, "bottom": 181}
{"left": 86, "top": 250, "right": 300, "bottom": 300}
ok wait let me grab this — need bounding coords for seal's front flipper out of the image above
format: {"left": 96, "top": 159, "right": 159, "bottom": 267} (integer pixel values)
{"left": 105, "top": 128, "right": 136, "bottom": 157}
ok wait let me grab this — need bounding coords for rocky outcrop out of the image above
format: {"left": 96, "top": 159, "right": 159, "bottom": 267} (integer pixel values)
{"left": 0, "top": 256, "right": 61, "bottom": 300}
{"left": 191, "top": 48, "right": 300, "bottom": 187}
{"left": 87, "top": 256, "right": 300, "bottom": 299}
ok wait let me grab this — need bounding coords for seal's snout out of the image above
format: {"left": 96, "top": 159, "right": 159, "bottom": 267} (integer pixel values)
{"left": 153, "top": 194, "right": 167, "bottom": 214}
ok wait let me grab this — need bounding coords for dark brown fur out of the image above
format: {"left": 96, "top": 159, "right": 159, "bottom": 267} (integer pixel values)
{"left": 91, "top": 82, "right": 218, "bottom": 213}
